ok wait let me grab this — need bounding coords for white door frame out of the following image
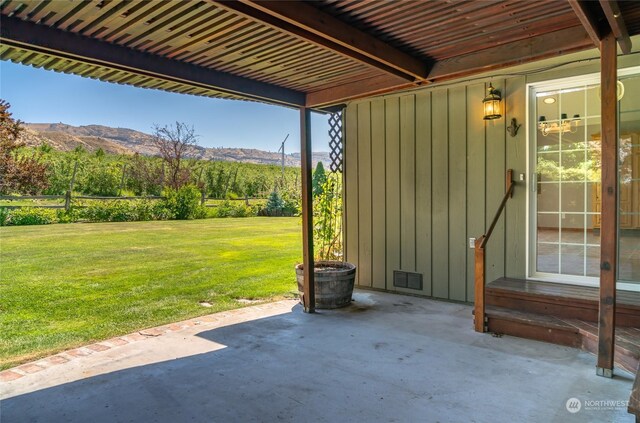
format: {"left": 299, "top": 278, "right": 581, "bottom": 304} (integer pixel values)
{"left": 525, "top": 66, "right": 640, "bottom": 291}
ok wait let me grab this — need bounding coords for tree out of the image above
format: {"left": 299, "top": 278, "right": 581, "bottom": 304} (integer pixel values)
{"left": 266, "top": 190, "right": 284, "bottom": 216}
{"left": 312, "top": 161, "right": 327, "bottom": 197}
{"left": 152, "top": 122, "right": 199, "bottom": 190}
{"left": 127, "top": 153, "right": 163, "bottom": 196}
{"left": 0, "top": 100, "right": 49, "bottom": 194}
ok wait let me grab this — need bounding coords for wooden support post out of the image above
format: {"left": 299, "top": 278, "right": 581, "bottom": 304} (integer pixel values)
{"left": 300, "top": 107, "right": 315, "bottom": 313}
{"left": 597, "top": 32, "right": 618, "bottom": 378}
{"left": 474, "top": 236, "right": 486, "bottom": 333}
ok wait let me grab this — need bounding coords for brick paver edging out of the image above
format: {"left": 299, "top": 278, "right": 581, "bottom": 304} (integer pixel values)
{"left": 0, "top": 300, "right": 297, "bottom": 383}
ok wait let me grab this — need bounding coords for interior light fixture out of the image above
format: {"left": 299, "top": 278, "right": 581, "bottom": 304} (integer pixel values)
{"left": 543, "top": 97, "right": 556, "bottom": 104}
{"left": 538, "top": 113, "right": 581, "bottom": 136}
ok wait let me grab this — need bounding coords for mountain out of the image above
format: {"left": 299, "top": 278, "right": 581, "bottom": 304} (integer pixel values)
{"left": 20, "top": 123, "right": 331, "bottom": 168}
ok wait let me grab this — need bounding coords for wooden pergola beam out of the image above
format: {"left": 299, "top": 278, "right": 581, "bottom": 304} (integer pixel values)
{"left": 0, "top": 16, "right": 305, "bottom": 107}
{"left": 306, "top": 26, "right": 592, "bottom": 107}
{"left": 597, "top": 31, "right": 618, "bottom": 378}
{"left": 306, "top": 74, "right": 417, "bottom": 108}
{"left": 568, "top": 0, "right": 604, "bottom": 47}
{"left": 599, "top": 0, "right": 632, "bottom": 54}
{"left": 213, "top": 0, "right": 429, "bottom": 81}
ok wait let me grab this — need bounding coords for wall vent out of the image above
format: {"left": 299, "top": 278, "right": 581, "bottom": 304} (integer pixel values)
{"left": 393, "top": 271, "right": 423, "bottom": 290}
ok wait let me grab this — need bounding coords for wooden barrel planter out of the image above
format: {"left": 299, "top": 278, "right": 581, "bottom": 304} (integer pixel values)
{"left": 295, "top": 261, "right": 356, "bottom": 309}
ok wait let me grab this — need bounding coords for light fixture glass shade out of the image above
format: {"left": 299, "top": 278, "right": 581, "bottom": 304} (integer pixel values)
{"left": 483, "top": 83, "right": 502, "bottom": 120}
{"left": 538, "top": 114, "right": 581, "bottom": 136}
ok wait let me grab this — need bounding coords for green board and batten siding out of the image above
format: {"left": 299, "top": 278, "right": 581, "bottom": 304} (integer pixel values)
{"left": 343, "top": 79, "right": 525, "bottom": 302}
{"left": 342, "top": 54, "right": 640, "bottom": 303}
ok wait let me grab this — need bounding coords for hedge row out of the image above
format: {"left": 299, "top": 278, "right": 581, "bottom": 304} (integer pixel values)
{"left": 1, "top": 186, "right": 207, "bottom": 226}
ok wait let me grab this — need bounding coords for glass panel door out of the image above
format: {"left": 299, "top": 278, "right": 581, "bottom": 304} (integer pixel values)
{"left": 618, "top": 73, "right": 640, "bottom": 287}
{"left": 533, "top": 83, "right": 601, "bottom": 282}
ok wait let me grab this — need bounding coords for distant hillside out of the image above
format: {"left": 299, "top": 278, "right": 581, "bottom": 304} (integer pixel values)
{"left": 21, "top": 123, "right": 331, "bottom": 167}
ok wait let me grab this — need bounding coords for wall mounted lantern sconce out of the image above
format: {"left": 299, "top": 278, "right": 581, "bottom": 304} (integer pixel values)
{"left": 506, "top": 118, "right": 521, "bottom": 137}
{"left": 483, "top": 83, "right": 502, "bottom": 120}
{"left": 538, "top": 113, "right": 580, "bottom": 136}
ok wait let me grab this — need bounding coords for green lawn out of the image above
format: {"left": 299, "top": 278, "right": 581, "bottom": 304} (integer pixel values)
{"left": 0, "top": 218, "right": 301, "bottom": 370}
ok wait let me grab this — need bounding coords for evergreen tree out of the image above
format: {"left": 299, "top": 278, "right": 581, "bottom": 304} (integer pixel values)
{"left": 266, "top": 190, "right": 284, "bottom": 216}
{"left": 312, "top": 161, "right": 327, "bottom": 197}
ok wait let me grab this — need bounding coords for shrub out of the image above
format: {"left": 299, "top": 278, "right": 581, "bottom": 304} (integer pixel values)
{"left": 0, "top": 207, "right": 9, "bottom": 226}
{"left": 282, "top": 195, "right": 301, "bottom": 217}
{"left": 77, "top": 199, "right": 171, "bottom": 222}
{"left": 57, "top": 207, "right": 80, "bottom": 224}
{"left": 209, "top": 201, "right": 258, "bottom": 218}
{"left": 7, "top": 207, "right": 58, "bottom": 225}
{"left": 163, "top": 185, "right": 206, "bottom": 220}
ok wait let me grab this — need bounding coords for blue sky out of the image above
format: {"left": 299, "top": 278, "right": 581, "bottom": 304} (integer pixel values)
{"left": 0, "top": 61, "right": 330, "bottom": 153}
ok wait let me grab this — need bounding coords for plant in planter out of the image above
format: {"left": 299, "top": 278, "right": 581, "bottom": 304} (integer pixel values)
{"left": 296, "top": 171, "right": 356, "bottom": 309}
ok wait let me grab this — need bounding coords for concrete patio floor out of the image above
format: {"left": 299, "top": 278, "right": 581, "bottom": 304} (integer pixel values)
{"left": 0, "top": 290, "right": 634, "bottom": 422}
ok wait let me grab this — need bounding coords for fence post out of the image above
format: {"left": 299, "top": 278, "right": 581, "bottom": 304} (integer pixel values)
{"left": 118, "top": 163, "right": 127, "bottom": 196}
{"left": 65, "top": 160, "right": 79, "bottom": 212}
{"left": 64, "top": 190, "right": 71, "bottom": 212}
{"left": 201, "top": 190, "right": 206, "bottom": 206}
{"left": 245, "top": 194, "right": 249, "bottom": 206}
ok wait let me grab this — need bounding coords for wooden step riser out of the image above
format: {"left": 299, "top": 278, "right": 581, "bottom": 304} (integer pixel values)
{"left": 487, "top": 292, "right": 640, "bottom": 327}
{"left": 488, "top": 315, "right": 639, "bottom": 375}
{"left": 579, "top": 332, "right": 639, "bottom": 375}
{"left": 487, "top": 317, "right": 582, "bottom": 349}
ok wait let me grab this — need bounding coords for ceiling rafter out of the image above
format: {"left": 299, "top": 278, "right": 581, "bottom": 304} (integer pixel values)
{"left": 0, "top": 16, "right": 305, "bottom": 107}
{"left": 599, "top": 0, "right": 632, "bottom": 54}
{"left": 567, "top": 0, "right": 605, "bottom": 47}
{"left": 211, "top": 0, "right": 430, "bottom": 82}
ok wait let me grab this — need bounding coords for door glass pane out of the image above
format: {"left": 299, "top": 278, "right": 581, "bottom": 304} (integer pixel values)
{"left": 586, "top": 246, "right": 600, "bottom": 277}
{"left": 618, "top": 73, "right": 640, "bottom": 284}
{"left": 535, "top": 83, "right": 601, "bottom": 277}
{"left": 537, "top": 243, "right": 559, "bottom": 274}
{"left": 561, "top": 244, "right": 584, "bottom": 276}
{"left": 560, "top": 214, "right": 585, "bottom": 243}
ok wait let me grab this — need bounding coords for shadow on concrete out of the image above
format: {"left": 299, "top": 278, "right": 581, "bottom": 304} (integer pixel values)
{"left": 1, "top": 293, "right": 634, "bottom": 423}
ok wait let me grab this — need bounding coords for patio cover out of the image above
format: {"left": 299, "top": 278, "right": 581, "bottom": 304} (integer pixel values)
{"left": 1, "top": 1, "right": 638, "bottom": 109}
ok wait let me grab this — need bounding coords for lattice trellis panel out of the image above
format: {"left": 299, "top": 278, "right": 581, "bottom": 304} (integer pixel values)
{"left": 328, "top": 111, "right": 344, "bottom": 173}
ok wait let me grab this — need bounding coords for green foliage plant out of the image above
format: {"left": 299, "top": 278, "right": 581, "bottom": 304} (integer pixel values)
{"left": 313, "top": 172, "right": 343, "bottom": 261}
{"left": 0, "top": 207, "right": 9, "bottom": 226}
{"left": 209, "top": 201, "right": 259, "bottom": 218}
{"left": 6, "top": 207, "right": 58, "bottom": 225}
{"left": 163, "top": 185, "right": 206, "bottom": 220}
